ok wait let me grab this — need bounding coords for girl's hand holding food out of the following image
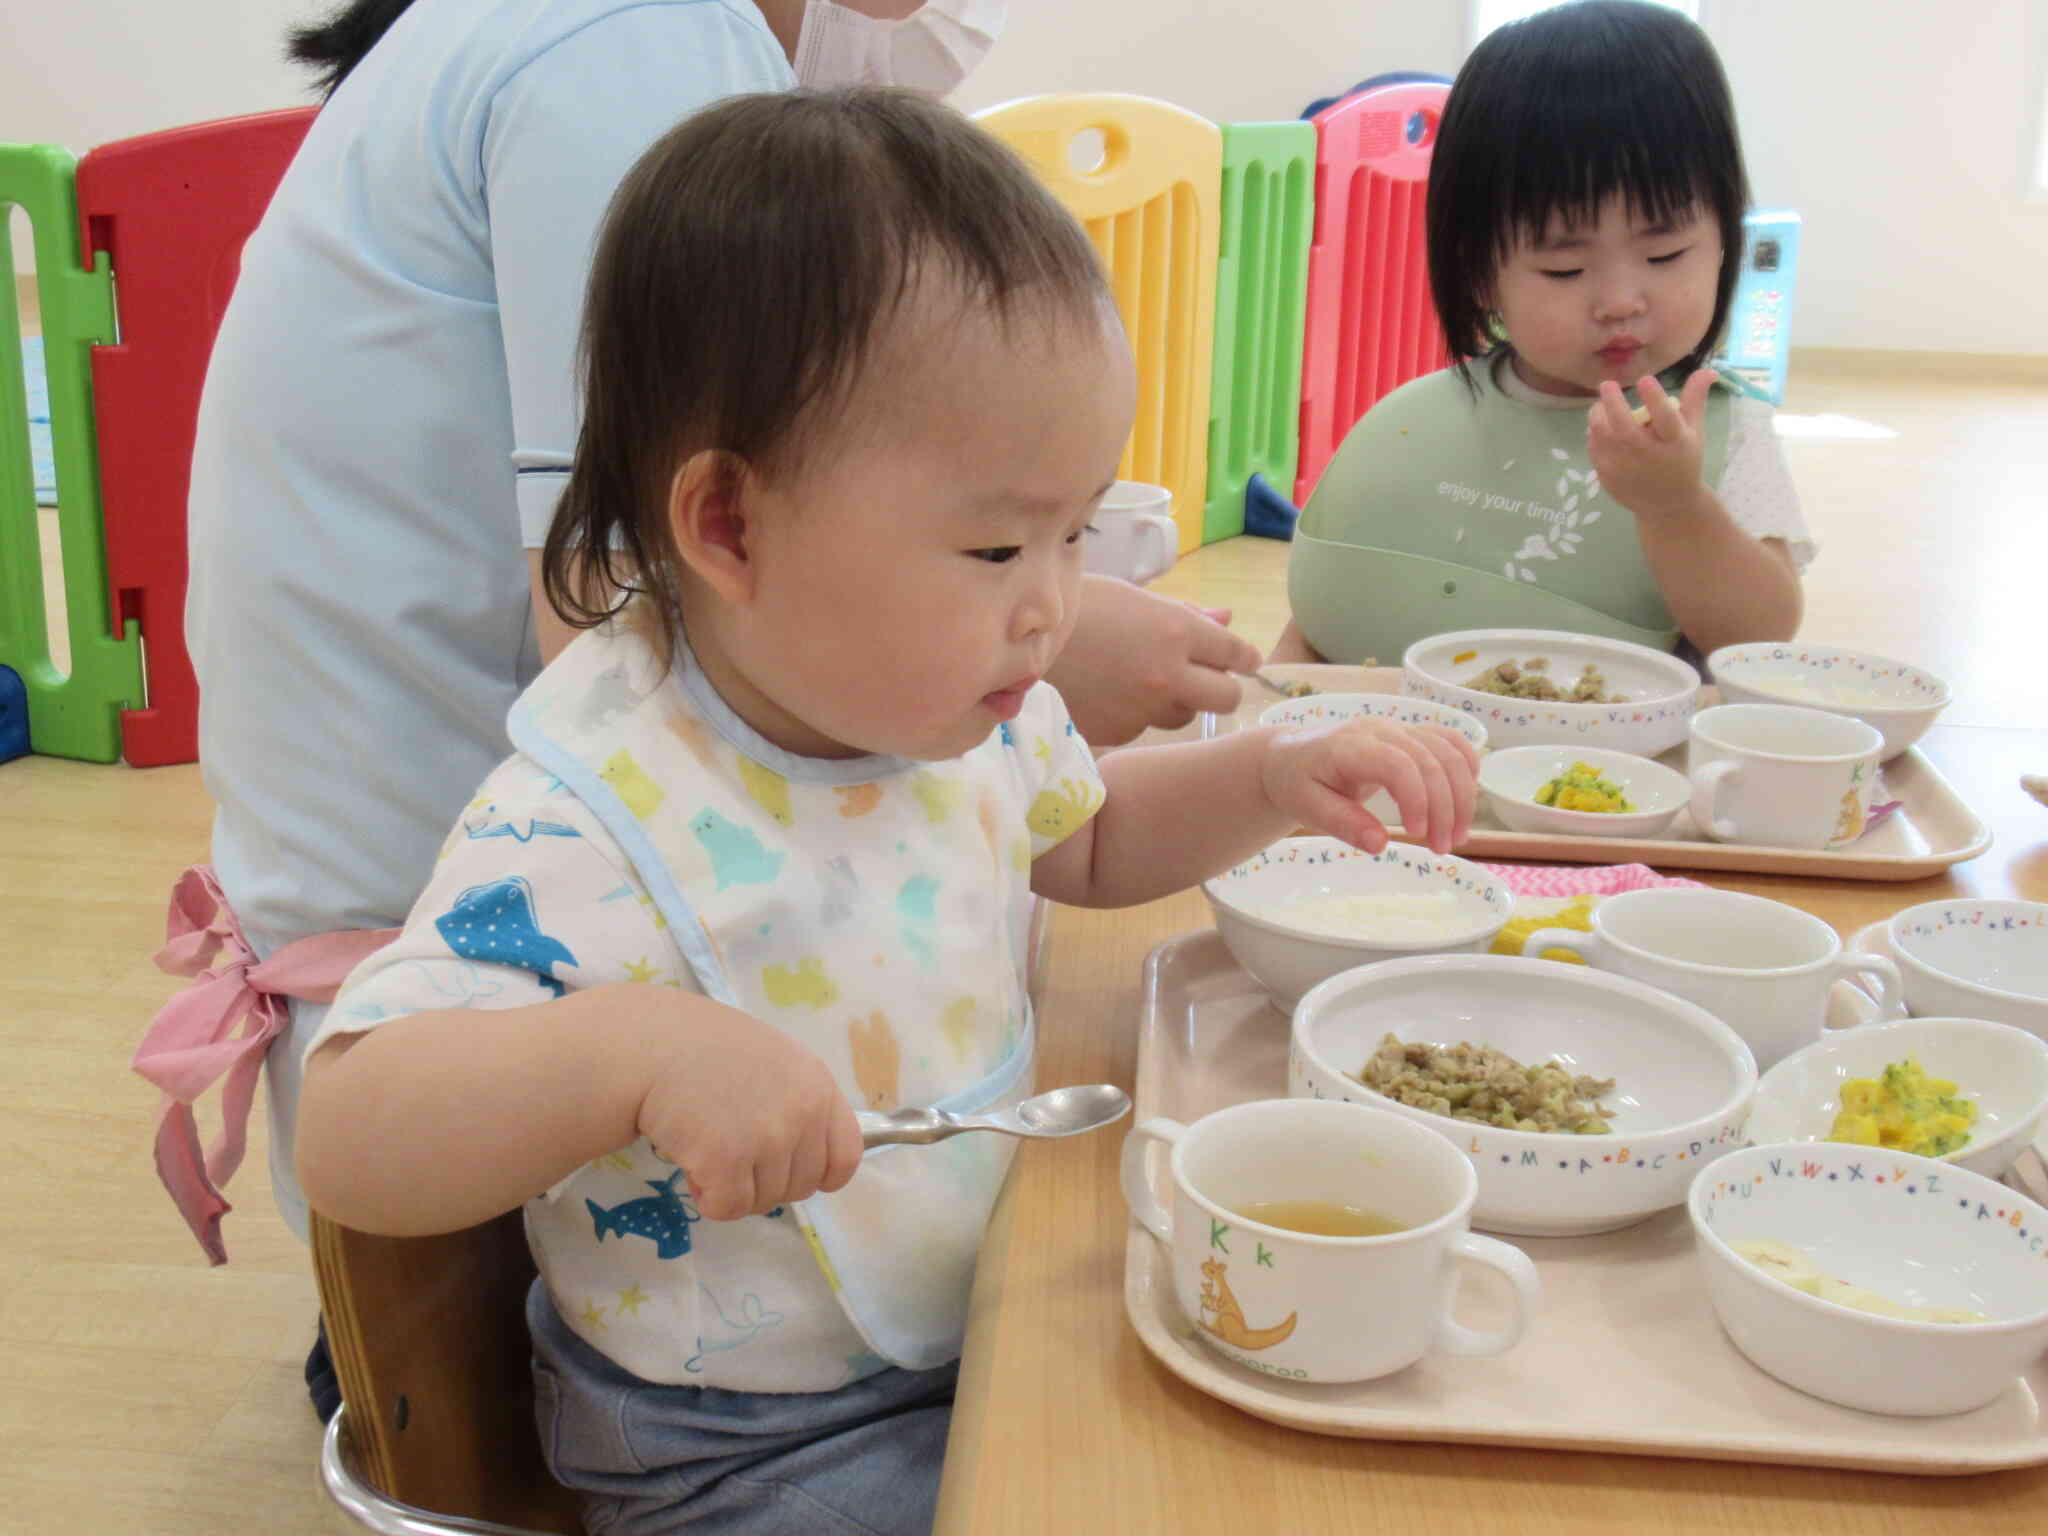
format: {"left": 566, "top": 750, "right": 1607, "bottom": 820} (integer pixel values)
{"left": 1259, "top": 719, "right": 1479, "bottom": 856}
{"left": 1586, "top": 368, "right": 1718, "bottom": 521}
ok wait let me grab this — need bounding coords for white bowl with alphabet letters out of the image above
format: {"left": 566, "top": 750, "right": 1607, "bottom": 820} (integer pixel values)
{"left": 1287, "top": 954, "right": 1757, "bottom": 1238}
{"left": 1690, "top": 1142, "right": 2048, "bottom": 1417}
{"left": 1403, "top": 629, "right": 1702, "bottom": 757}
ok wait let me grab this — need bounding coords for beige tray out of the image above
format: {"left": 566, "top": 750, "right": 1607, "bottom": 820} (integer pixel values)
{"left": 1122, "top": 928, "right": 2048, "bottom": 1474}
{"left": 1178, "top": 665, "right": 1992, "bottom": 882}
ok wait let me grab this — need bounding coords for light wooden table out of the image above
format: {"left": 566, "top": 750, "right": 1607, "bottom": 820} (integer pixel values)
{"left": 937, "top": 408, "right": 2048, "bottom": 1526}
{"left": 939, "top": 724, "right": 2048, "bottom": 1535}
{"left": 938, "top": 654, "right": 2048, "bottom": 1536}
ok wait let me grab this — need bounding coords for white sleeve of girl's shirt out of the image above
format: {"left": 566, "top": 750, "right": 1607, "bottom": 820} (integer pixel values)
{"left": 486, "top": 3, "right": 794, "bottom": 548}
{"left": 310, "top": 759, "right": 696, "bottom": 1059}
{"left": 1721, "top": 397, "right": 1817, "bottom": 569}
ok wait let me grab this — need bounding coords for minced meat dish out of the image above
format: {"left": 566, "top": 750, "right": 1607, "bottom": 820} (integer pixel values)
{"left": 1460, "top": 656, "right": 1623, "bottom": 704}
{"left": 1356, "top": 1033, "right": 1616, "bottom": 1135}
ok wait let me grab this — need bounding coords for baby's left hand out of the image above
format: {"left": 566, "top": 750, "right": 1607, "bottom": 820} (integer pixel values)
{"left": 1259, "top": 719, "right": 1479, "bottom": 855}
{"left": 1586, "top": 368, "right": 1717, "bottom": 520}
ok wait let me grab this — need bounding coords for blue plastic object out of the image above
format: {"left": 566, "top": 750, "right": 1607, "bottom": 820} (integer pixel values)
{"left": 0, "top": 664, "right": 29, "bottom": 763}
{"left": 1711, "top": 210, "right": 1800, "bottom": 405}
{"left": 1243, "top": 472, "right": 1302, "bottom": 540}
{"left": 21, "top": 337, "right": 56, "bottom": 504}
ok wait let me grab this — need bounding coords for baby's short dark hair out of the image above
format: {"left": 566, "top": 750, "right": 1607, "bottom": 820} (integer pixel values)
{"left": 545, "top": 86, "right": 1110, "bottom": 637}
{"left": 1426, "top": 0, "right": 1751, "bottom": 383}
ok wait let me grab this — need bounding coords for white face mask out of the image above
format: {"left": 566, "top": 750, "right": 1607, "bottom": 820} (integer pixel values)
{"left": 793, "top": 0, "right": 1005, "bottom": 95}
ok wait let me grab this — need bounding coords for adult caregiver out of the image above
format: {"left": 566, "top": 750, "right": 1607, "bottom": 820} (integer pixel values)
{"left": 170, "top": 0, "right": 1259, "bottom": 1276}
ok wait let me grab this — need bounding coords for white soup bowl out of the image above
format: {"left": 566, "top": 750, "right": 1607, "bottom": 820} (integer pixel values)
{"left": 1885, "top": 899, "right": 2048, "bottom": 1041}
{"left": 1203, "top": 838, "right": 1513, "bottom": 1011}
{"left": 1707, "top": 641, "right": 1949, "bottom": 761}
{"left": 1257, "top": 691, "right": 1489, "bottom": 753}
{"left": 1690, "top": 1141, "right": 2048, "bottom": 1416}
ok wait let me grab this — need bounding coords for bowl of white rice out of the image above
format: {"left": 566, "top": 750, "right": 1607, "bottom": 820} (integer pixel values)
{"left": 1201, "top": 836, "right": 1514, "bottom": 1009}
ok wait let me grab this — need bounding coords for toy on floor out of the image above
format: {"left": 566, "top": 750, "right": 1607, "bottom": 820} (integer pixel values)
{"left": 0, "top": 665, "right": 28, "bottom": 763}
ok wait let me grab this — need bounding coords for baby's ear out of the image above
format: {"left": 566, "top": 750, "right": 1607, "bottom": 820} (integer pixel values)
{"left": 667, "top": 450, "right": 757, "bottom": 601}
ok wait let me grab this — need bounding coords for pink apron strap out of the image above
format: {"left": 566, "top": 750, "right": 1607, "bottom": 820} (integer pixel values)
{"left": 134, "top": 865, "right": 398, "bottom": 1264}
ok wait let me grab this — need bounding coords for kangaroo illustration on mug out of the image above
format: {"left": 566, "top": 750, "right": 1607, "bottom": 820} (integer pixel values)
{"left": 1198, "top": 1256, "right": 1298, "bottom": 1351}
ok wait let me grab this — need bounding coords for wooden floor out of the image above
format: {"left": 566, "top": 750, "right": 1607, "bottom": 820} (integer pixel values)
{"left": 4, "top": 347, "right": 2044, "bottom": 1533}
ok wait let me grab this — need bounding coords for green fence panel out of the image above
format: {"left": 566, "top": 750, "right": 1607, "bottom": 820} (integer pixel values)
{"left": 1202, "top": 121, "right": 1315, "bottom": 544}
{"left": 0, "top": 142, "right": 137, "bottom": 763}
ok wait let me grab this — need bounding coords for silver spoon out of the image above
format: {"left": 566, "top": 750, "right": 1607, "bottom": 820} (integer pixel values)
{"left": 858, "top": 1083, "right": 1131, "bottom": 1148}
{"left": 1246, "top": 670, "right": 1317, "bottom": 700}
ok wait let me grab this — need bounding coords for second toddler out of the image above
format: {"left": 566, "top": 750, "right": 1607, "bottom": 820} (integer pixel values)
{"left": 1274, "top": 0, "right": 1813, "bottom": 669}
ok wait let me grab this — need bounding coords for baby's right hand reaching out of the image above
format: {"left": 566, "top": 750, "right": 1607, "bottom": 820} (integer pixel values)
{"left": 636, "top": 1007, "right": 864, "bottom": 1220}
{"left": 1259, "top": 718, "right": 1480, "bottom": 855}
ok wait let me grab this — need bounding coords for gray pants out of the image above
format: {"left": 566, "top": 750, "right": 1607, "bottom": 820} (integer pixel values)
{"left": 528, "top": 1281, "right": 956, "bottom": 1535}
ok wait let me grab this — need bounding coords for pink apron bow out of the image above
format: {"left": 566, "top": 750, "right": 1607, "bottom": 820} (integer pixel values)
{"left": 134, "top": 865, "right": 397, "bottom": 1263}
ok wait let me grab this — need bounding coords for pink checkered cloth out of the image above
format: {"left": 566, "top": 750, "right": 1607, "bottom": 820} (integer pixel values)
{"left": 1474, "top": 861, "right": 1705, "bottom": 899}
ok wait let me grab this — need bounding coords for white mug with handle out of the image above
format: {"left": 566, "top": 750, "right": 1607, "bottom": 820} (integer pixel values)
{"left": 1688, "top": 703, "right": 1885, "bottom": 850}
{"left": 1120, "top": 1097, "right": 1541, "bottom": 1383}
{"left": 1520, "top": 886, "right": 1906, "bottom": 1072}
{"left": 1085, "top": 481, "right": 1179, "bottom": 586}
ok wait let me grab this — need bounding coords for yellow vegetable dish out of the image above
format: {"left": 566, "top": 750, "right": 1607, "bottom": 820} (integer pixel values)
{"left": 1491, "top": 894, "right": 1596, "bottom": 964}
{"left": 1533, "top": 762, "right": 1636, "bottom": 814}
{"left": 1827, "top": 1058, "right": 1976, "bottom": 1157}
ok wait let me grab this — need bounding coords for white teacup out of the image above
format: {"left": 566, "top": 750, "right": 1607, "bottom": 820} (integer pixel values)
{"left": 1119, "top": 1098, "right": 1541, "bottom": 1384}
{"left": 1687, "top": 703, "right": 1885, "bottom": 850}
{"left": 1521, "top": 886, "right": 1905, "bottom": 1072}
{"left": 1084, "top": 480, "right": 1179, "bottom": 585}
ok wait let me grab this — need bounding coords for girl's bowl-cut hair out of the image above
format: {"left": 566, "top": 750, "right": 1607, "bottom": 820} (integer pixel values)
{"left": 1427, "top": 0, "right": 1751, "bottom": 385}
{"left": 544, "top": 86, "right": 1111, "bottom": 644}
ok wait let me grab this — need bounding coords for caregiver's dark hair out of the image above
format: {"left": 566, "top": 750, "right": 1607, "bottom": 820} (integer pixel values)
{"left": 1426, "top": 0, "right": 1750, "bottom": 388}
{"left": 542, "top": 86, "right": 1113, "bottom": 651}
{"left": 287, "top": 0, "right": 418, "bottom": 97}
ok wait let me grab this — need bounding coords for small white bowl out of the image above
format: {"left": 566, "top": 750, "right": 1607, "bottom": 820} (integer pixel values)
{"left": 1202, "top": 838, "right": 1514, "bottom": 1010}
{"left": 1707, "top": 642, "right": 1950, "bottom": 761}
{"left": 1289, "top": 954, "right": 1757, "bottom": 1237}
{"left": 1403, "top": 629, "right": 1701, "bottom": 758}
{"left": 1886, "top": 899, "right": 2048, "bottom": 1041}
{"left": 1476, "top": 744, "right": 1689, "bottom": 839}
{"left": 1689, "top": 1142, "right": 2048, "bottom": 1416}
{"left": 1743, "top": 1018, "right": 2048, "bottom": 1180}
{"left": 1257, "top": 691, "right": 1489, "bottom": 754}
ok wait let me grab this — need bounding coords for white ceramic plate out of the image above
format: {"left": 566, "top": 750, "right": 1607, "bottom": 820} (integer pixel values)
{"left": 1847, "top": 923, "right": 2048, "bottom": 1178}
{"left": 1744, "top": 1017, "right": 2048, "bottom": 1180}
{"left": 1476, "top": 744, "right": 1689, "bottom": 839}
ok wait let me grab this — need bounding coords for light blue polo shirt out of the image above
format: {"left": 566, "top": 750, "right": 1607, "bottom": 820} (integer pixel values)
{"left": 184, "top": 0, "right": 792, "bottom": 1235}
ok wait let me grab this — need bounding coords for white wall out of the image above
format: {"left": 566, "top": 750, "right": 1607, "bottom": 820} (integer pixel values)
{"left": 5, "top": 0, "right": 2046, "bottom": 353}
{"left": 1712, "top": 0, "right": 2048, "bottom": 356}
{"left": 0, "top": 2, "right": 313, "bottom": 151}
